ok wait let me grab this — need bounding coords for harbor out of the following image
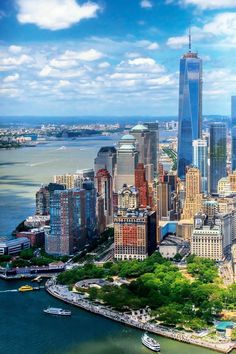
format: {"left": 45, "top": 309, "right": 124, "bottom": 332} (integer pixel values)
{"left": 46, "top": 279, "right": 236, "bottom": 354}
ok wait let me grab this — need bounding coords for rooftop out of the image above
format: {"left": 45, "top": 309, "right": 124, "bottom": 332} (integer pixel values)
{"left": 131, "top": 124, "right": 148, "bottom": 132}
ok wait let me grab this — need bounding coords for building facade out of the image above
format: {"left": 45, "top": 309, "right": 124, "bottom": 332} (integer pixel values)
{"left": 192, "top": 139, "right": 208, "bottom": 194}
{"left": 94, "top": 146, "right": 117, "bottom": 178}
{"left": 210, "top": 123, "right": 227, "bottom": 194}
{"left": 177, "top": 47, "right": 202, "bottom": 179}
{"left": 114, "top": 210, "right": 156, "bottom": 261}
{"left": 231, "top": 96, "right": 236, "bottom": 171}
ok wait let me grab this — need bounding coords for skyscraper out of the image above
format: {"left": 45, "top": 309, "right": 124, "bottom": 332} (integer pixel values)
{"left": 114, "top": 135, "right": 138, "bottom": 192}
{"left": 143, "top": 122, "right": 159, "bottom": 175}
{"left": 95, "top": 168, "right": 113, "bottom": 226}
{"left": 182, "top": 167, "right": 202, "bottom": 220}
{"left": 210, "top": 123, "right": 227, "bottom": 194}
{"left": 192, "top": 139, "right": 208, "bottom": 194}
{"left": 94, "top": 146, "right": 117, "bottom": 177}
{"left": 177, "top": 34, "right": 202, "bottom": 179}
{"left": 231, "top": 96, "right": 236, "bottom": 171}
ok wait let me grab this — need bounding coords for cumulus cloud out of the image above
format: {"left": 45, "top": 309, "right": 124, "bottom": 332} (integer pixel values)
{"left": 140, "top": 0, "right": 153, "bottom": 8}
{"left": 3, "top": 73, "right": 20, "bottom": 83}
{"left": 16, "top": 0, "right": 101, "bottom": 30}
{"left": 147, "top": 42, "right": 159, "bottom": 50}
{"left": 166, "top": 35, "right": 189, "bottom": 49}
{"left": 98, "top": 62, "right": 110, "bottom": 68}
{"left": 180, "top": 0, "right": 236, "bottom": 10}
{"left": 8, "top": 45, "right": 22, "bottom": 54}
{"left": 61, "top": 49, "right": 104, "bottom": 61}
{"left": 0, "top": 54, "right": 33, "bottom": 70}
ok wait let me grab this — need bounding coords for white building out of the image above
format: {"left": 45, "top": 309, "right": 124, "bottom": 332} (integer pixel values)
{"left": 191, "top": 225, "right": 223, "bottom": 261}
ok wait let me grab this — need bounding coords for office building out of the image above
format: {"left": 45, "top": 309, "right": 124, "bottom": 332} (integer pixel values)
{"left": 182, "top": 167, "right": 202, "bottom": 220}
{"left": 130, "top": 124, "right": 152, "bottom": 166}
{"left": 95, "top": 168, "right": 113, "bottom": 226}
{"left": 177, "top": 36, "right": 202, "bottom": 179}
{"left": 143, "top": 122, "right": 159, "bottom": 175}
{"left": 94, "top": 146, "right": 117, "bottom": 177}
{"left": 192, "top": 139, "right": 208, "bottom": 194}
{"left": 114, "top": 210, "right": 157, "bottom": 261}
{"left": 191, "top": 225, "right": 223, "bottom": 261}
{"left": 217, "top": 177, "right": 232, "bottom": 197}
{"left": 210, "top": 123, "right": 227, "bottom": 194}
{"left": 46, "top": 184, "right": 96, "bottom": 256}
{"left": 0, "top": 237, "right": 30, "bottom": 255}
{"left": 115, "top": 136, "right": 138, "bottom": 192}
{"left": 36, "top": 185, "right": 50, "bottom": 215}
{"left": 135, "top": 163, "right": 149, "bottom": 208}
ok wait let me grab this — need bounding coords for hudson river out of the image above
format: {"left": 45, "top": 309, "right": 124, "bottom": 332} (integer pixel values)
{"left": 0, "top": 136, "right": 235, "bottom": 353}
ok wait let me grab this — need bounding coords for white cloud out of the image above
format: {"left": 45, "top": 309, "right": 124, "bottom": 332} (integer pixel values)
{"left": 8, "top": 45, "right": 22, "bottom": 54}
{"left": 147, "top": 42, "right": 159, "bottom": 50}
{"left": 181, "top": 0, "right": 236, "bottom": 10}
{"left": 16, "top": 0, "right": 101, "bottom": 31}
{"left": 98, "top": 62, "right": 110, "bottom": 68}
{"left": 0, "top": 54, "right": 33, "bottom": 68}
{"left": 60, "top": 49, "right": 104, "bottom": 61}
{"left": 167, "top": 35, "right": 189, "bottom": 49}
{"left": 140, "top": 0, "right": 153, "bottom": 8}
{"left": 38, "top": 64, "right": 85, "bottom": 78}
{"left": 3, "top": 73, "right": 20, "bottom": 83}
{"left": 128, "top": 57, "right": 156, "bottom": 66}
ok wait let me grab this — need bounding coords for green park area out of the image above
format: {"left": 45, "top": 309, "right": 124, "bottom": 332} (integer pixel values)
{"left": 57, "top": 253, "right": 236, "bottom": 331}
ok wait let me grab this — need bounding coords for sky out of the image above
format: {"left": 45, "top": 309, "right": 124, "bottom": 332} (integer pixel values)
{"left": 0, "top": 0, "right": 236, "bottom": 117}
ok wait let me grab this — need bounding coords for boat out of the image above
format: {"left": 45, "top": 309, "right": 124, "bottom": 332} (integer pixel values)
{"left": 43, "top": 307, "right": 71, "bottom": 316}
{"left": 141, "top": 333, "right": 160, "bottom": 352}
{"left": 18, "top": 285, "right": 34, "bottom": 292}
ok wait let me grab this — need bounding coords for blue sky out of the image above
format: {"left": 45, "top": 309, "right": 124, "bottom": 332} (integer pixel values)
{"left": 0, "top": 0, "right": 236, "bottom": 117}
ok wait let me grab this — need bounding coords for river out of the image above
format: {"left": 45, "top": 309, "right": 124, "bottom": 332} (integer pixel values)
{"left": 0, "top": 135, "right": 235, "bottom": 353}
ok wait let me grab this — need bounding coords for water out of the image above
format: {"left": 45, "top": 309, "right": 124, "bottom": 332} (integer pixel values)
{"left": 0, "top": 136, "right": 119, "bottom": 236}
{"left": 0, "top": 280, "right": 227, "bottom": 354}
{"left": 0, "top": 135, "right": 235, "bottom": 353}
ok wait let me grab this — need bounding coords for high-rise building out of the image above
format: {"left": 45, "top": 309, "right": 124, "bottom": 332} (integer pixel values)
{"left": 210, "top": 123, "right": 227, "bottom": 194}
{"left": 36, "top": 183, "right": 65, "bottom": 215}
{"left": 177, "top": 36, "right": 202, "bottom": 179}
{"left": 114, "top": 210, "right": 157, "bottom": 261}
{"left": 46, "top": 184, "right": 96, "bottom": 256}
{"left": 158, "top": 182, "right": 173, "bottom": 220}
{"left": 94, "top": 146, "right": 116, "bottom": 177}
{"left": 115, "top": 136, "right": 138, "bottom": 192}
{"left": 182, "top": 167, "right": 202, "bottom": 220}
{"left": 130, "top": 124, "right": 152, "bottom": 166}
{"left": 231, "top": 96, "right": 236, "bottom": 171}
{"left": 95, "top": 168, "right": 113, "bottom": 226}
{"left": 192, "top": 139, "right": 208, "bottom": 194}
{"left": 135, "top": 163, "right": 149, "bottom": 208}
{"left": 36, "top": 185, "right": 50, "bottom": 215}
{"left": 144, "top": 122, "right": 159, "bottom": 175}
{"left": 53, "top": 173, "right": 84, "bottom": 189}
{"left": 191, "top": 225, "right": 223, "bottom": 261}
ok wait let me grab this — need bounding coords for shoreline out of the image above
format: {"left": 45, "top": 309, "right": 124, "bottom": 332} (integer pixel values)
{"left": 45, "top": 280, "right": 235, "bottom": 353}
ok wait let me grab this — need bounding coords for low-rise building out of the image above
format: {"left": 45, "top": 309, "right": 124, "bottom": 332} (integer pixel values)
{"left": 0, "top": 237, "right": 30, "bottom": 255}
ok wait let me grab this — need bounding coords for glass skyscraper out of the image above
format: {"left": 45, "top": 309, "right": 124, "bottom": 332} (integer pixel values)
{"left": 210, "top": 123, "right": 227, "bottom": 194}
{"left": 231, "top": 96, "right": 236, "bottom": 171}
{"left": 192, "top": 139, "right": 208, "bottom": 194}
{"left": 177, "top": 47, "right": 202, "bottom": 179}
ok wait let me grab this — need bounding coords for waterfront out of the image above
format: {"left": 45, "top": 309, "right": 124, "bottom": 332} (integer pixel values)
{"left": 0, "top": 135, "right": 119, "bottom": 236}
{"left": 0, "top": 279, "right": 233, "bottom": 354}
{"left": 1, "top": 133, "right": 234, "bottom": 354}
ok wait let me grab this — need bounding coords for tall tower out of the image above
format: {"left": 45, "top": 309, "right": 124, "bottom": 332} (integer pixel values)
{"left": 177, "top": 32, "right": 202, "bottom": 179}
{"left": 182, "top": 166, "right": 202, "bottom": 220}
{"left": 192, "top": 139, "right": 208, "bottom": 194}
{"left": 209, "top": 123, "right": 227, "bottom": 194}
{"left": 231, "top": 96, "right": 236, "bottom": 171}
{"left": 95, "top": 168, "right": 113, "bottom": 226}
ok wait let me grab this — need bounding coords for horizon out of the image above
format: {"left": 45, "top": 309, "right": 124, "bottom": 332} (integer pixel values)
{"left": 1, "top": 0, "right": 236, "bottom": 117}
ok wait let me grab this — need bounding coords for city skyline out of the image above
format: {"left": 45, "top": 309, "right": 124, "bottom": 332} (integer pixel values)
{"left": 0, "top": 0, "right": 236, "bottom": 116}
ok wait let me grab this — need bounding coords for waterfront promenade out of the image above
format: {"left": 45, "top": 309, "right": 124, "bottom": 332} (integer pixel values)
{"left": 45, "top": 279, "right": 235, "bottom": 353}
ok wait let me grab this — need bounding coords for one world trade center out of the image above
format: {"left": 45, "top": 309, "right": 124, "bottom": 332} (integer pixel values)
{"left": 177, "top": 33, "right": 202, "bottom": 179}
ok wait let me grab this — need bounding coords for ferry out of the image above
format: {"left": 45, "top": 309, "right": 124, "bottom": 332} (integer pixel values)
{"left": 141, "top": 333, "right": 160, "bottom": 352}
{"left": 43, "top": 307, "right": 71, "bottom": 316}
{"left": 18, "top": 285, "right": 34, "bottom": 292}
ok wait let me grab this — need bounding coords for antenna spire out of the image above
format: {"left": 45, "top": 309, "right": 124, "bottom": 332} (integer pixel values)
{"left": 189, "top": 27, "right": 192, "bottom": 52}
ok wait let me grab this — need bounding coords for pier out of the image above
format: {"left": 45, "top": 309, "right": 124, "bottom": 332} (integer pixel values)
{"left": 46, "top": 280, "right": 236, "bottom": 353}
